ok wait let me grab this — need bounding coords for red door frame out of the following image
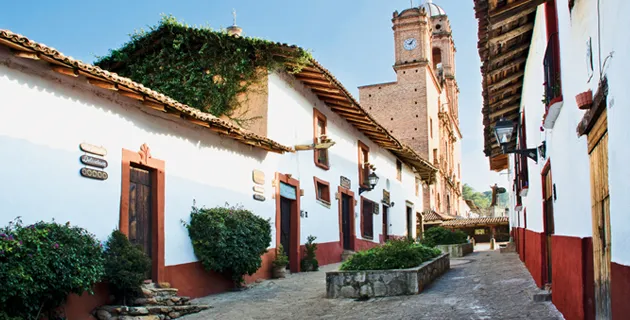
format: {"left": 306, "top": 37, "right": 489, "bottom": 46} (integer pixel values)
{"left": 120, "top": 144, "right": 166, "bottom": 282}
{"left": 337, "top": 186, "right": 356, "bottom": 251}
{"left": 275, "top": 173, "right": 301, "bottom": 273}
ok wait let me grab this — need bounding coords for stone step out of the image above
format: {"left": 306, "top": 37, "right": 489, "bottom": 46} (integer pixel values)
{"left": 133, "top": 296, "right": 191, "bottom": 306}
{"left": 141, "top": 287, "right": 179, "bottom": 299}
{"left": 95, "top": 304, "right": 211, "bottom": 320}
{"left": 341, "top": 250, "right": 355, "bottom": 262}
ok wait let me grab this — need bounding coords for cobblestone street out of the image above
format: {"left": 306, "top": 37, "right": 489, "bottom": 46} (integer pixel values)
{"left": 184, "top": 248, "right": 563, "bottom": 320}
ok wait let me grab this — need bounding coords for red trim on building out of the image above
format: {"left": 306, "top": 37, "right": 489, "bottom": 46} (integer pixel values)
{"left": 550, "top": 235, "right": 595, "bottom": 320}
{"left": 120, "top": 145, "right": 166, "bottom": 283}
{"left": 524, "top": 229, "right": 545, "bottom": 288}
{"left": 611, "top": 262, "right": 630, "bottom": 320}
{"left": 274, "top": 172, "right": 301, "bottom": 273}
{"left": 337, "top": 186, "right": 356, "bottom": 251}
{"left": 354, "top": 238, "right": 379, "bottom": 252}
{"left": 518, "top": 227, "right": 526, "bottom": 262}
{"left": 301, "top": 241, "right": 343, "bottom": 266}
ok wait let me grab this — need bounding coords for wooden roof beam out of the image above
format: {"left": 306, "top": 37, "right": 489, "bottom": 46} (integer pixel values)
{"left": 489, "top": 81, "right": 524, "bottom": 98}
{"left": 490, "top": 7, "right": 537, "bottom": 29}
{"left": 489, "top": 104, "right": 520, "bottom": 118}
{"left": 489, "top": 42, "right": 530, "bottom": 65}
{"left": 487, "top": 94, "right": 521, "bottom": 110}
{"left": 488, "top": 23, "right": 534, "bottom": 46}
{"left": 488, "top": 71, "right": 524, "bottom": 91}
{"left": 310, "top": 86, "right": 342, "bottom": 94}
{"left": 296, "top": 70, "right": 327, "bottom": 80}
{"left": 490, "top": 0, "right": 549, "bottom": 24}
{"left": 316, "top": 92, "right": 349, "bottom": 101}
{"left": 329, "top": 105, "right": 363, "bottom": 115}
{"left": 487, "top": 57, "right": 527, "bottom": 78}
{"left": 297, "top": 77, "right": 334, "bottom": 87}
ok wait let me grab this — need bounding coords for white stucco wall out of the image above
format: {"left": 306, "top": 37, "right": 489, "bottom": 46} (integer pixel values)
{"left": 0, "top": 49, "right": 287, "bottom": 267}
{"left": 576, "top": 0, "right": 630, "bottom": 266}
{"left": 517, "top": 0, "right": 630, "bottom": 262}
{"left": 0, "top": 47, "right": 423, "bottom": 273}
{"left": 267, "top": 72, "right": 422, "bottom": 242}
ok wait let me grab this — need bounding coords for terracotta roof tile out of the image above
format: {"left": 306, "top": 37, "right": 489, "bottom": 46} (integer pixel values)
{"left": 442, "top": 216, "right": 509, "bottom": 227}
{"left": 421, "top": 210, "right": 456, "bottom": 222}
{"left": 0, "top": 29, "right": 293, "bottom": 154}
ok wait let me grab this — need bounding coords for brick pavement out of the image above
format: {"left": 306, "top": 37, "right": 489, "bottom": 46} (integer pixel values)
{"left": 184, "top": 249, "right": 563, "bottom": 320}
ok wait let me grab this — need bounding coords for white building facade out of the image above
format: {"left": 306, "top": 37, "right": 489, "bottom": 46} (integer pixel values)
{"left": 475, "top": 0, "right": 630, "bottom": 319}
{"left": 0, "top": 28, "right": 436, "bottom": 317}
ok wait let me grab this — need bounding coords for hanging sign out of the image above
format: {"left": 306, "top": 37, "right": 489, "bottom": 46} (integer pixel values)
{"left": 80, "top": 155, "right": 108, "bottom": 169}
{"left": 382, "top": 189, "right": 391, "bottom": 204}
{"left": 340, "top": 176, "right": 351, "bottom": 189}
{"left": 279, "top": 182, "right": 297, "bottom": 200}
{"left": 80, "top": 167, "right": 108, "bottom": 181}
{"left": 79, "top": 143, "right": 107, "bottom": 156}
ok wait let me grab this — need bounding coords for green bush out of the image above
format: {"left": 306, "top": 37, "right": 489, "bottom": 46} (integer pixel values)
{"left": 273, "top": 244, "right": 289, "bottom": 267}
{"left": 103, "top": 230, "right": 151, "bottom": 305}
{"left": 340, "top": 238, "right": 441, "bottom": 271}
{"left": 184, "top": 204, "right": 272, "bottom": 286}
{"left": 0, "top": 219, "right": 104, "bottom": 319}
{"left": 300, "top": 235, "right": 319, "bottom": 271}
{"left": 421, "top": 227, "right": 468, "bottom": 247}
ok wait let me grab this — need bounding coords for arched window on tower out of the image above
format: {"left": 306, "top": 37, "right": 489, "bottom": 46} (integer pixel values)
{"left": 432, "top": 47, "right": 443, "bottom": 80}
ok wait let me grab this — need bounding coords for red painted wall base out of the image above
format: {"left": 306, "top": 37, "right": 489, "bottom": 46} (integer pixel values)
{"left": 612, "top": 261, "right": 630, "bottom": 320}
{"left": 524, "top": 229, "right": 545, "bottom": 288}
{"left": 354, "top": 238, "right": 380, "bottom": 251}
{"left": 550, "top": 235, "right": 595, "bottom": 320}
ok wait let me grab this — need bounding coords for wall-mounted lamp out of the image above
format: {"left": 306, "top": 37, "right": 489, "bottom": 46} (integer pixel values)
{"left": 359, "top": 171, "right": 380, "bottom": 195}
{"left": 493, "top": 117, "right": 543, "bottom": 163}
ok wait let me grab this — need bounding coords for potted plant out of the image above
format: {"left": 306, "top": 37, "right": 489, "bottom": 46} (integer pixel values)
{"left": 272, "top": 244, "right": 289, "bottom": 279}
{"left": 300, "top": 235, "right": 319, "bottom": 272}
{"left": 576, "top": 89, "right": 593, "bottom": 110}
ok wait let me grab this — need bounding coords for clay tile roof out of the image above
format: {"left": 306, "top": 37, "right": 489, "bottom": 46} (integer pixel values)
{"left": 441, "top": 216, "right": 509, "bottom": 227}
{"left": 422, "top": 210, "right": 456, "bottom": 222}
{"left": 0, "top": 29, "right": 293, "bottom": 154}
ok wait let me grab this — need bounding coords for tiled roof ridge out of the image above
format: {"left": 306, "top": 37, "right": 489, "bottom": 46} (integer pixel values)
{"left": 0, "top": 29, "right": 293, "bottom": 153}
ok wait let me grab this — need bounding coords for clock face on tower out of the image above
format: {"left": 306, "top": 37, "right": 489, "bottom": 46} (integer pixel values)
{"left": 403, "top": 38, "right": 417, "bottom": 51}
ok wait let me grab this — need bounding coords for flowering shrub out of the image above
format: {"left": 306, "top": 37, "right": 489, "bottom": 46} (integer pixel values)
{"left": 0, "top": 219, "right": 104, "bottom": 319}
{"left": 340, "top": 238, "right": 440, "bottom": 271}
{"left": 104, "top": 230, "right": 151, "bottom": 305}
{"left": 421, "top": 227, "right": 468, "bottom": 247}
{"left": 183, "top": 204, "right": 271, "bottom": 286}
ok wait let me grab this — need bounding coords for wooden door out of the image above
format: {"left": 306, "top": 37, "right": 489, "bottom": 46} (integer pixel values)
{"left": 542, "top": 166, "right": 554, "bottom": 284}
{"left": 280, "top": 197, "right": 292, "bottom": 267}
{"left": 341, "top": 194, "right": 352, "bottom": 250}
{"left": 382, "top": 205, "right": 389, "bottom": 242}
{"left": 129, "top": 166, "right": 153, "bottom": 278}
{"left": 588, "top": 109, "right": 612, "bottom": 319}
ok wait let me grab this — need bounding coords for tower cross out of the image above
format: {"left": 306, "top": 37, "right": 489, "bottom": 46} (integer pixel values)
{"left": 232, "top": 9, "right": 237, "bottom": 26}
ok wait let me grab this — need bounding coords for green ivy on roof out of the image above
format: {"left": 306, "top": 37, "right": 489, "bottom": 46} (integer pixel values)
{"left": 95, "top": 15, "right": 312, "bottom": 125}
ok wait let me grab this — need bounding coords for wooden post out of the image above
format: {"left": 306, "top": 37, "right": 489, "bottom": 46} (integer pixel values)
{"left": 490, "top": 226, "right": 496, "bottom": 250}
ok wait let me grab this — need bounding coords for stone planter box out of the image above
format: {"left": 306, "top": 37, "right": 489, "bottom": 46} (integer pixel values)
{"left": 325, "top": 253, "right": 449, "bottom": 298}
{"left": 436, "top": 242, "right": 473, "bottom": 258}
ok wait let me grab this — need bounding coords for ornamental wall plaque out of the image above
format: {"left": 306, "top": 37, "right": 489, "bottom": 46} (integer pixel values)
{"left": 80, "top": 167, "right": 108, "bottom": 181}
{"left": 252, "top": 169, "right": 265, "bottom": 185}
{"left": 340, "top": 176, "right": 351, "bottom": 189}
{"left": 80, "top": 155, "right": 108, "bottom": 169}
{"left": 253, "top": 194, "right": 266, "bottom": 202}
{"left": 79, "top": 143, "right": 107, "bottom": 156}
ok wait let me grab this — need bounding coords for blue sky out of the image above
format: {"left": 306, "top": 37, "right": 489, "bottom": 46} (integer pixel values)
{"left": 0, "top": 0, "right": 506, "bottom": 192}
